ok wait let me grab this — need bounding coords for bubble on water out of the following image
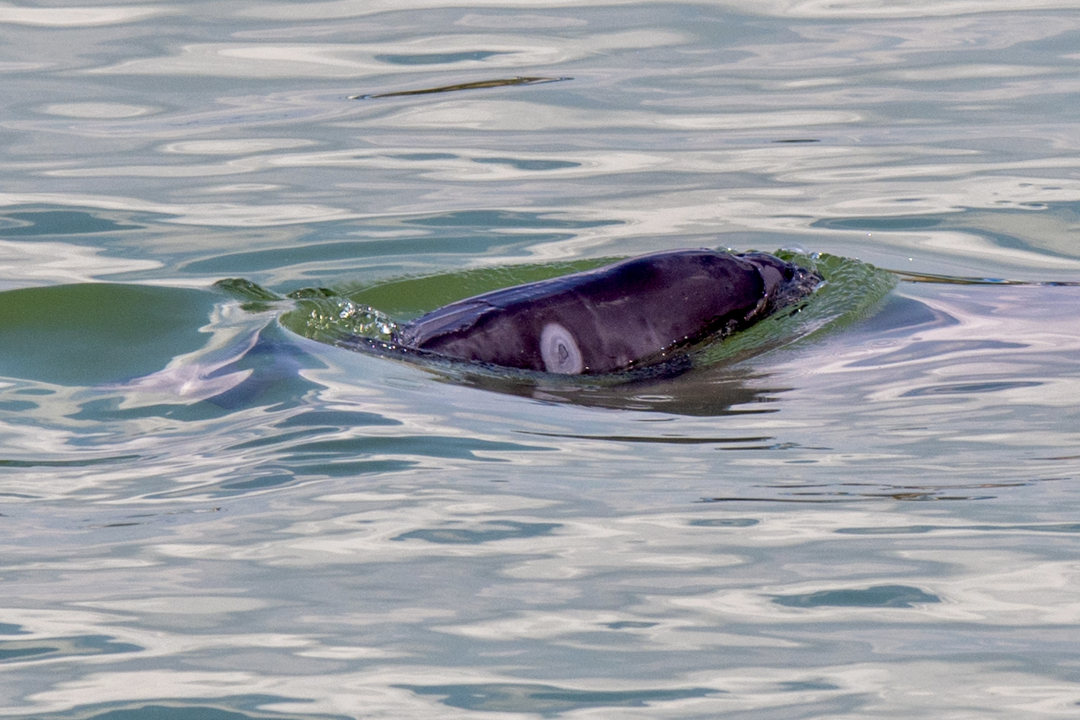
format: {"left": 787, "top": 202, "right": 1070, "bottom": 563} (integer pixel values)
{"left": 283, "top": 293, "right": 398, "bottom": 344}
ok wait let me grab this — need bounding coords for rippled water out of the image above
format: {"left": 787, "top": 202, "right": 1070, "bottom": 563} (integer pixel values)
{"left": 4, "top": 2, "right": 1080, "bottom": 718}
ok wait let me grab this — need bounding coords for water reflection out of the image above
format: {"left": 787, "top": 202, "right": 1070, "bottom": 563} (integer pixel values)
{"left": 0, "top": 236, "right": 160, "bottom": 289}
{"left": 400, "top": 683, "right": 720, "bottom": 713}
{"left": 0, "top": 634, "right": 141, "bottom": 663}
{"left": 5, "top": 1, "right": 1080, "bottom": 717}
{"left": 0, "top": 283, "right": 217, "bottom": 386}
{"left": 0, "top": 5, "right": 166, "bottom": 26}
{"left": 1, "top": 258, "right": 1077, "bottom": 515}
{"left": 91, "top": 30, "right": 680, "bottom": 78}
{"left": 422, "top": 360, "right": 778, "bottom": 415}
{"left": 63, "top": 702, "right": 344, "bottom": 720}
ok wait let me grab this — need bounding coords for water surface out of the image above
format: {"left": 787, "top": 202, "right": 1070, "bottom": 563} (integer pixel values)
{"left": 3, "top": 1, "right": 1080, "bottom": 718}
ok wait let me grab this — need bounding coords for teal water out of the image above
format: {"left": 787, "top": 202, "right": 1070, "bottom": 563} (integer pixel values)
{"left": 3, "top": 2, "right": 1080, "bottom": 718}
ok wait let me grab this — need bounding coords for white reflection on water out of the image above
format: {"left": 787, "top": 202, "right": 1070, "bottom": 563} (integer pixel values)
{"left": 0, "top": 191, "right": 358, "bottom": 227}
{"left": 8, "top": 489, "right": 1080, "bottom": 717}
{"left": 369, "top": 100, "right": 861, "bottom": 132}
{"left": 0, "top": 1, "right": 1076, "bottom": 287}
{"left": 110, "top": 303, "right": 263, "bottom": 406}
{"left": 81, "top": 596, "right": 270, "bottom": 614}
{"left": 821, "top": 285, "right": 1080, "bottom": 407}
{"left": 240, "top": 0, "right": 1080, "bottom": 21}
{"left": 0, "top": 238, "right": 160, "bottom": 289}
{"left": 900, "top": 549, "right": 1080, "bottom": 624}
{"left": 39, "top": 103, "right": 158, "bottom": 119}
{"left": 91, "top": 30, "right": 682, "bottom": 78}
{"left": 162, "top": 138, "right": 317, "bottom": 155}
{"left": 0, "top": 5, "right": 167, "bottom": 27}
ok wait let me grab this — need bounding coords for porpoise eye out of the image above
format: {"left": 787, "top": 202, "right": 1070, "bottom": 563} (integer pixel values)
{"left": 540, "top": 322, "right": 584, "bottom": 374}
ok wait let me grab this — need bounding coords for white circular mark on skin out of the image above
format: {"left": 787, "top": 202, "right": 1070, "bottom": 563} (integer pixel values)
{"left": 540, "top": 322, "right": 584, "bottom": 374}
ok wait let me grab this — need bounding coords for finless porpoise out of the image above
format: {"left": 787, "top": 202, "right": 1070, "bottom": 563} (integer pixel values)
{"left": 392, "top": 249, "right": 822, "bottom": 375}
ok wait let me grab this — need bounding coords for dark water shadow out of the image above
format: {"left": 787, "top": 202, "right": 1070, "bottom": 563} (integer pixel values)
{"left": 337, "top": 333, "right": 787, "bottom": 415}
{"left": 25, "top": 696, "right": 349, "bottom": 720}
{"left": 398, "top": 683, "right": 719, "bottom": 715}
{"left": 0, "top": 634, "right": 141, "bottom": 664}
{"left": 772, "top": 585, "right": 940, "bottom": 609}
{"left": 392, "top": 520, "right": 562, "bottom": 544}
{"left": 0, "top": 209, "right": 142, "bottom": 236}
{"left": 458, "top": 362, "right": 783, "bottom": 416}
{"left": 702, "top": 479, "right": 1044, "bottom": 504}
{"left": 373, "top": 50, "right": 509, "bottom": 66}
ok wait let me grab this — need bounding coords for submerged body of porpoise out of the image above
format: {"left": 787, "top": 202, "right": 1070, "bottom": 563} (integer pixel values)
{"left": 392, "top": 249, "right": 823, "bottom": 375}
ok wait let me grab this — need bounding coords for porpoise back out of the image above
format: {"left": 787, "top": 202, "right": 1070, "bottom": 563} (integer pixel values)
{"left": 393, "top": 248, "right": 821, "bottom": 374}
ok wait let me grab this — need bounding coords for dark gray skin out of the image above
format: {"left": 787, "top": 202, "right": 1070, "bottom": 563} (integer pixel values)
{"left": 393, "top": 249, "right": 822, "bottom": 375}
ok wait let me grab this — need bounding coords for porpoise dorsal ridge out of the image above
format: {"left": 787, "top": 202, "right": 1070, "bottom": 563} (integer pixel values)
{"left": 393, "top": 249, "right": 822, "bottom": 375}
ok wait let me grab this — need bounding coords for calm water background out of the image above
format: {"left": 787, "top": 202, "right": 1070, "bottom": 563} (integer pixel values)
{"left": 3, "top": 1, "right": 1080, "bottom": 718}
